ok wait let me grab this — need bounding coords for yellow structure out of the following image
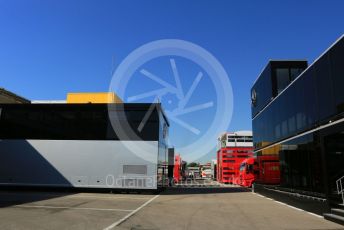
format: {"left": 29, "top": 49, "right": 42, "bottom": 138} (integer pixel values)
{"left": 261, "top": 144, "right": 281, "bottom": 156}
{"left": 67, "top": 92, "right": 122, "bottom": 104}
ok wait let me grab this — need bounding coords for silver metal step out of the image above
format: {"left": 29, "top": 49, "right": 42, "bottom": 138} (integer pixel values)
{"left": 332, "top": 208, "right": 344, "bottom": 217}
{"left": 324, "top": 213, "right": 344, "bottom": 225}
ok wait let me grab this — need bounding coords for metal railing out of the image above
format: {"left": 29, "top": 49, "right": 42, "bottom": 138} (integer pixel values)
{"left": 336, "top": 175, "right": 344, "bottom": 205}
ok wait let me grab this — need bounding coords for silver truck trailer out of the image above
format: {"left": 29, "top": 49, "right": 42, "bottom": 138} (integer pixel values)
{"left": 0, "top": 103, "right": 169, "bottom": 190}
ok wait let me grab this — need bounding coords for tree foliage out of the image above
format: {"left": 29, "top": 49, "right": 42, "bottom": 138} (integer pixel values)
{"left": 187, "top": 162, "right": 199, "bottom": 167}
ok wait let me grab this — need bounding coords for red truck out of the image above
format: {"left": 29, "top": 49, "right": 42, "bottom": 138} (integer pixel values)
{"left": 238, "top": 157, "right": 255, "bottom": 187}
{"left": 238, "top": 155, "right": 281, "bottom": 187}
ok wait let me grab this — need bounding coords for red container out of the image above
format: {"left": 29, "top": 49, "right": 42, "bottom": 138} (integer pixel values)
{"left": 255, "top": 155, "right": 280, "bottom": 185}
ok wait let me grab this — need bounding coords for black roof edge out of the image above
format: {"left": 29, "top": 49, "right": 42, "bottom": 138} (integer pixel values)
{"left": 250, "top": 60, "right": 309, "bottom": 92}
{"left": 0, "top": 102, "right": 170, "bottom": 126}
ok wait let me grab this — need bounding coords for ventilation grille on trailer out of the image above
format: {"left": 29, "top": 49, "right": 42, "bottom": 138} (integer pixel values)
{"left": 123, "top": 165, "right": 147, "bottom": 175}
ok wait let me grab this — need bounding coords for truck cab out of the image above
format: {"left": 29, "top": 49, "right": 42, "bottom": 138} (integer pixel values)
{"left": 239, "top": 157, "right": 256, "bottom": 187}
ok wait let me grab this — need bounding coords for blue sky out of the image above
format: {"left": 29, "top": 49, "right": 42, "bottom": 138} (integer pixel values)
{"left": 1, "top": 0, "right": 343, "bottom": 162}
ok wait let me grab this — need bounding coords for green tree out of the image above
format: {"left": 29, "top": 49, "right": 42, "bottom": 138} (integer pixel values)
{"left": 187, "top": 162, "right": 199, "bottom": 167}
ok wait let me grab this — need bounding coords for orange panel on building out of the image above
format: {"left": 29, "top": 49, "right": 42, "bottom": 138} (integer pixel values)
{"left": 67, "top": 92, "right": 122, "bottom": 104}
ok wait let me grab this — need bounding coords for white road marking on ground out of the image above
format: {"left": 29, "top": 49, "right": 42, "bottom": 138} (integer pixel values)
{"left": 0, "top": 192, "right": 150, "bottom": 200}
{"left": 70, "top": 195, "right": 150, "bottom": 200}
{"left": 274, "top": 201, "right": 286, "bottom": 205}
{"left": 14, "top": 205, "right": 134, "bottom": 212}
{"left": 284, "top": 204, "right": 303, "bottom": 212}
{"left": 254, "top": 192, "right": 324, "bottom": 218}
{"left": 274, "top": 201, "right": 303, "bottom": 211}
{"left": 306, "top": 211, "right": 324, "bottom": 218}
{"left": 103, "top": 194, "right": 160, "bottom": 230}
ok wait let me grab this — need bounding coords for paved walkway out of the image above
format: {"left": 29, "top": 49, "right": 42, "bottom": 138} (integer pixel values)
{"left": 0, "top": 191, "right": 155, "bottom": 230}
{"left": 118, "top": 187, "right": 344, "bottom": 230}
{"left": 0, "top": 187, "right": 343, "bottom": 230}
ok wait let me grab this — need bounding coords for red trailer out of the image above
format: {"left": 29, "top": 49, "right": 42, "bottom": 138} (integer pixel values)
{"left": 217, "top": 131, "right": 254, "bottom": 184}
{"left": 254, "top": 155, "right": 280, "bottom": 185}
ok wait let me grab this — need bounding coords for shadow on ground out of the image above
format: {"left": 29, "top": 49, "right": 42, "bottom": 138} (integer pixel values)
{"left": 0, "top": 186, "right": 159, "bottom": 208}
{"left": 254, "top": 184, "right": 330, "bottom": 216}
{"left": 0, "top": 187, "right": 76, "bottom": 208}
{"left": 162, "top": 186, "right": 250, "bottom": 195}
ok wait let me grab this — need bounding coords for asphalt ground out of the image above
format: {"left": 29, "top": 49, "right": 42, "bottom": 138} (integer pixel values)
{"left": 0, "top": 186, "right": 343, "bottom": 230}
{"left": 0, "top": 190, "right": 156, "bottom": 230}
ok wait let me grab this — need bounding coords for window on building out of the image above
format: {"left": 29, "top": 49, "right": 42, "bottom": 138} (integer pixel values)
{"left": 276, "top": 68, "right": 290, "bottom": 94}
{"left": 290, "top": 68, "right": 304, "bottom": 81}
{"left": 245, "top": 137, "right": 253, "bottom": 142}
